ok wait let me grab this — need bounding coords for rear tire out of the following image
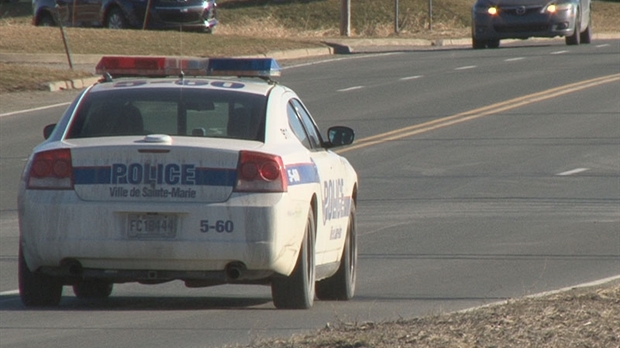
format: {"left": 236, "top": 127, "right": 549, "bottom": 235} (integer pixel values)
{"left": 316, "top": 203, "right": 357, "bottom": 301}
{"left": 271, "top": 209, "right": 316, "bottom": 309}
{"left": 73, "top": 280, "right": 113, "bottom": 299}
{"left": 19, "top": 247, "right": 62, "bottom": 307}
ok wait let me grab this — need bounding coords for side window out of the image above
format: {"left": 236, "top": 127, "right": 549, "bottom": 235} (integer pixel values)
{"left": 287, "top": 103, "right": 311, "bottom": 149}
{"left": 290, "top": 99, "right": 322, "bottom": 149}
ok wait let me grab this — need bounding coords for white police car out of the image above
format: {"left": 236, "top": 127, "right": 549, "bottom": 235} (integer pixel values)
{"left": 18, "top": 57, "right": 358, "bottom": 309}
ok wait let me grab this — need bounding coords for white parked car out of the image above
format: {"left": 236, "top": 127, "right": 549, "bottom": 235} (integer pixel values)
{"left": 18, "top": 57, "right": 358, "bottom": 309}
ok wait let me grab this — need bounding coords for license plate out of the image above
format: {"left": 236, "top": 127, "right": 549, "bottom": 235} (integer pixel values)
{"left": 127, "top": 213, "right": 177, "bottom": 238}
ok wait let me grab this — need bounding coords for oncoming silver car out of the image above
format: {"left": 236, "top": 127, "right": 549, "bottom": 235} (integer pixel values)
{"left": 471, "top": 0, "right": 592, "bottom": 49}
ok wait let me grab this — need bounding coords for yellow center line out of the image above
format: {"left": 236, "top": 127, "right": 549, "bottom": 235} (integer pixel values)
{"left": 337, "top": 73, "right": 620, "bottom": 154}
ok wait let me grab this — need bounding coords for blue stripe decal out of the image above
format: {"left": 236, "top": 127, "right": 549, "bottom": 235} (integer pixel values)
{"left": 286, "top": 163, "right": 319, "bottom": 186}
{"left": 74, "top": 167, "right": 112, "bottom": 185}
{"left": 73, "top": 166, "right": 236, "bottom": 187}
{"left": 194, "top": 168, "right": 237, "bottom": 186}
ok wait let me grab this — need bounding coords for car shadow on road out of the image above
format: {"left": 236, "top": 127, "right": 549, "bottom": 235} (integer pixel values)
{"left": 0, "top": 294, "right": 274, "bottom": 311}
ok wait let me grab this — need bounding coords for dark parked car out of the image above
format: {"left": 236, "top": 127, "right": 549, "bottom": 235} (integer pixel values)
{"left": 471, "top": 0, "right": 591, "bottom": 49}
{"left": 33, "top": 0, "right": 217, "bottom": 32}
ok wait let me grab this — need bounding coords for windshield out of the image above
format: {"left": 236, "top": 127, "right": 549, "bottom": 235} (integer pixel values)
{"left": 66, "top": 87, "right": 267, "bottom": 141}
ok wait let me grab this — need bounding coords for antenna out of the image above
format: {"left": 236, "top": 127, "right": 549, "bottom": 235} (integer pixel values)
{"left": 102, "top": 72, "right": 113, "bottom": 82}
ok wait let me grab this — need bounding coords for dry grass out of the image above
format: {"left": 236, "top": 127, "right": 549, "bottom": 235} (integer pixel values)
{"left": 233, "top": 284, "right": 620, "bottom": 348}
{"left": 0, "top": 62, "right": 94, "bottom": 93}
{"left": 0, "top": 0, "right": 618, "bottom": 93}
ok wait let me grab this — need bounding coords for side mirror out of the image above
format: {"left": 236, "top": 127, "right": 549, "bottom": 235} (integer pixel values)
{"left": 43, "top": 124, "right": 56, "bottom": 139}
{"left": 326, "top": 126, "right": 355, "bottom": 148}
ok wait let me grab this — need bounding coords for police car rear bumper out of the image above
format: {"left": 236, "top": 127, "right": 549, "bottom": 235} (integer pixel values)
{"left": 19, "top": 190, "right": 308, "bottom": 281}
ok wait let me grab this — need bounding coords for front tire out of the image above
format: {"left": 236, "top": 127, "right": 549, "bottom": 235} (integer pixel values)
{"left": 107, "top": 8, "right": 128, "bottom": 29}
{"left": 271, "top": 209, "right": 316, "bottom": 309}
{"left": 316, "top": 203, "right": 357, "bottom": 301}
{"left": 472, "top": 37, "right": 486, "bottom": 49}
{"left": 580, "top": 11, "right": 592, "bottom": 44}
{"left": 487, "top": 39, "right": 500, "bottom": 49}
{"left": 37, "top": 12, "right": 56, "bottom": 27}
{"left": 565, "top": 9, "right": 581, "bottom": 45}
{"left": 19, "top": 247, "right": 62, "bottom": 307}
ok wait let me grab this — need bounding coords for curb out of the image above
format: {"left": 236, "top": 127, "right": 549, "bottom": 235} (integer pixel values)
{"left": 47, "top": 77, "right": 102, "bottom": 92}
{"left": 241, "top": 46, "right": 334, "bottom": 60}
{"left": 3, "top": 32, "right": 618, "bottom": 92}
{"left": 455, "top": 275, "right": 620, "bottom": 315}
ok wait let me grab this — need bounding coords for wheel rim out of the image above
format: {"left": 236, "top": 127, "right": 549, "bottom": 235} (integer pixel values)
{"left": 108, "top": 14, "right": 123, "bottom": 29}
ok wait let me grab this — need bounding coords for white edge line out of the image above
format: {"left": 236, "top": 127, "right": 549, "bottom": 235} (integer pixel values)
{"left": 0, "top": 290, "right": 19, "bottom": 296}
{"left": 0, "top": 102, "right": 71, "bottom": 118}
{"left": 557, "top": 168, "right": 590, "bottom": 176}
{"left": 400, "top": 75, "right": 423, "bottom": 81}
{"left": 337, "top": 86, "right": 365, "bottom": 92}
{"left": 455, "top": 275, "right": 620, "bottom": 315}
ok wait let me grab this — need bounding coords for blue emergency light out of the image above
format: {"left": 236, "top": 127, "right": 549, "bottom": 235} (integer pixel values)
{"left": 207, "top": 58, "right": 281, "bottom": 77}
{"left": 95, "top": 56, "right": 281, "bottom": 79}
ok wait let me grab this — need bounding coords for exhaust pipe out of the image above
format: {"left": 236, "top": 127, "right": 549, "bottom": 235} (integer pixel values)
{"left": 61, "top": 259, "right": 83, "bottom": 277}
{"left": 225, "top": 262, "right": 246, "bottom": 281}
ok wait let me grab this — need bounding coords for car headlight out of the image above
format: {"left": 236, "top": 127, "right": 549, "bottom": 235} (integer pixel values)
{"left": 545, "top": 2, "right": 573, "bottom": 13}
{"left": 474, "top": 4, "right": 495, "bottom": 14}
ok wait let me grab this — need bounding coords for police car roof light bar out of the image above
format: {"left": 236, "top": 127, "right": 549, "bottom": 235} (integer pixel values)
{"left": 95, "top": 56, "right": 281, "bottom": 79}
{"left": 96, "top": 56, "right": 168, "bottom": 77}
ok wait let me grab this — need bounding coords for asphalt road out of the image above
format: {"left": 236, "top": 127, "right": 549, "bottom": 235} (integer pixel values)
{"left": 1, "top": 39, "right": 619, "bottom": 348}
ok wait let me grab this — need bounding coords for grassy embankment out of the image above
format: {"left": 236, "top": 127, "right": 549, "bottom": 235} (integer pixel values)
{"left": 0, "top": 0, "right": 618, "bottom": 93}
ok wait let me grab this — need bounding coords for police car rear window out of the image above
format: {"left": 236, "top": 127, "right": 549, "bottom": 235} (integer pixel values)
{"left": 66, "top": 88, "right": 267, "bottom": 141}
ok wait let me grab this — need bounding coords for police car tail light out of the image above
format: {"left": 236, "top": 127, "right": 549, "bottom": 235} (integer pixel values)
{"left": 96, "top": 56, "right": 281, "bottom": 79}
{"left": 27, "top": 149, "right": 74, "bottom": 190}
{"left": 234, "top": 151, "right": 287, "bottom": 193}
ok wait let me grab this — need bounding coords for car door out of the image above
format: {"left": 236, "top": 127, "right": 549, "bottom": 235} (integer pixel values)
{"left": 75, "top": 0, "right": 102, "bottom": 25}
{"left": 287, "top": 98, "right": 351, "bottom": 265}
